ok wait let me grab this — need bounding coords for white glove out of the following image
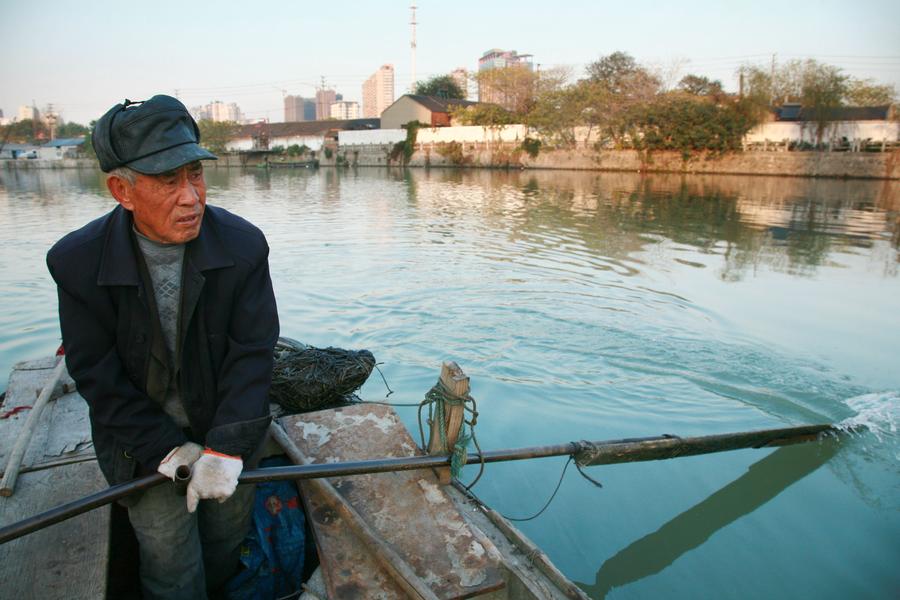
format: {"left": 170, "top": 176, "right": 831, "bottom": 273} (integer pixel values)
{"left": 185, "top": 449, "right": 243, "bottom": 513}
{"left": 157, "top": 442, "right": 203, "bottom": 481}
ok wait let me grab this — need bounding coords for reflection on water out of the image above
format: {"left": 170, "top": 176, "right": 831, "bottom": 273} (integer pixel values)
{"left": 578, "top": 439, "right": 839, "bottom": 598}
{"left": 1, "top": 166, "right": 898, "bottom": 597}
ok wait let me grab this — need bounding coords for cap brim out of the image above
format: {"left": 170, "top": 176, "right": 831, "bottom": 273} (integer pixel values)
{"left": 126, "top": 142, "right": 217, "bottom": 175}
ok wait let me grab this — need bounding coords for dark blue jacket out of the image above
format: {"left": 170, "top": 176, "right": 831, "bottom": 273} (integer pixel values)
{"left": 47, "top": 204, "right": 279, "bottom": 486}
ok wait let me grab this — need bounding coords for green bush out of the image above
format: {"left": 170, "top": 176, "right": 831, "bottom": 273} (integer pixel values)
{"left": 520, "top": 137, "right": 542, "bottom": 158}
{"left": 324, "top": 147, "right": 333, "bottom": 159}
{"left": 286, "top": 144, "right": 310, "bottom": 156}
{"left": 436, "top": 142, "right": 470, "bottom": 166}
{"left": 629, "top": 94, "right": 757, "bottom": 159}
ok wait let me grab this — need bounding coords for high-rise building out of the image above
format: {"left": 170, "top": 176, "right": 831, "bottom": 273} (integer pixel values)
{"left": 478, "top": 48, "right": 533, "bottom": 72}
{"left": 302, "top": 99, "right": 316, "bottom": 121}
{"left": 284, "top": 95, "right": 304, "bottom": 122}
{"left": 315, "top": 90, "right": 337, "bottom": 120}
{"left": 451, "top": 68, "right": 469, "bottom": 100}
{"left": 18, "top": 105, "right": 39, "bottom": 122}
{"left": 477, "top": 48, "right": 534, "bottom": 109}
{"left": 190, "top": 101, "right": 243, "bottom": 123}
{"left": 362, "top": 64, "right": 395, "bottom": 118}
{"left": 329, "top": 101, "right": 360, "bottom": 120}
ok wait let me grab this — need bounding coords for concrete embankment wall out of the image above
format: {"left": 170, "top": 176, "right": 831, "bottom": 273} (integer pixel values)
{"left": 343, "top": 143, "right": 899, "bottom": 180}
{"left": 4, "top": 145, "right": 898, "bottom": 179}
{"left": 1, "top": 158, "right": 98, "bottom": 169}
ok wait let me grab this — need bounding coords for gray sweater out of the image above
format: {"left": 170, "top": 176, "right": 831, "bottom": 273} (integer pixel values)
{"left": 134, "top": 228, "right": 189, "bottom": 427}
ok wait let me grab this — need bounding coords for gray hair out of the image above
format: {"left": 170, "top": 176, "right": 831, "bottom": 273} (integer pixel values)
{"left": 107, "top": 166, "right": 138, "bottom": 185}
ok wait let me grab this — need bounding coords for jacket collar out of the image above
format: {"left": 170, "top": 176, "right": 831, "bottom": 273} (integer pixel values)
{"left": 97, "top": 205, "right": 233, "bottom": 286}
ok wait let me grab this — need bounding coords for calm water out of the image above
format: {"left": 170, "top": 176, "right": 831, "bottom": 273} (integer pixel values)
{"left": 1, "top": 166, "right": 898, "bottom": 598}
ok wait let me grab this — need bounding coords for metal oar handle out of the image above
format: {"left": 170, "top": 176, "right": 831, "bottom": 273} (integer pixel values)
{"left": 173, "top": 465, "right": 192, "bottom": 496}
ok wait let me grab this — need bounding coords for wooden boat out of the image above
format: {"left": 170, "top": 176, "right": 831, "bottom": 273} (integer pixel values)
{"left": 0, "top": 356, "right": 590, "bottom": 599}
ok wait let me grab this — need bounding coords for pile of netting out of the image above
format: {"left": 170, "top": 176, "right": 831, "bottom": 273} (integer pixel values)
{"left": 269, "top": 337, "right": 376, "bottom": 413}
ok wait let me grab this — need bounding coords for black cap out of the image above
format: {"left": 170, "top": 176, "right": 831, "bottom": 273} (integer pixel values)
{"left": 92, "top": 95, "right": 216, "bottom": 174}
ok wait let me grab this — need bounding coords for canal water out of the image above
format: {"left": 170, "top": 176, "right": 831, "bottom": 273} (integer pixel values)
{"left": 1, "top": 166, "right": 898, "bottom": 598}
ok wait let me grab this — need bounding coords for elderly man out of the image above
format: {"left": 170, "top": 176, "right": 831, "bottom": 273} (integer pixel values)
{"left": 46, "top": 95, "right": 279, "bottom": 598}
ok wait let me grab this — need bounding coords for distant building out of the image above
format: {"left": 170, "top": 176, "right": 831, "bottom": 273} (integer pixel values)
{"left": 478, "top": 48, "right": 533, "bottom": 72}
{"left": 745, "top": 104, "right": 899, "bottom": 149}
{"left": 37, "top": 138, "right": 85, "bottom": 160}
{"left": 225, "top": 118, "right": 379, "bottom": 153}
{"left": 362, "top": 64, "right": 395, "bottom": 118}
{"left": 191, "top": 101, "right": 243, "bottom": 123}
{"left": 451, "top": 68, "right": 469, "bottom": 100}
{"left": 284, "top": 95, "right": 303, "bottom": 122}
{"left": 18, "top": 105, "right": 39, "bottom": 122}
{"left": 380, "top": 94, "right": 480, "bottom": 129}
{"left": 284, "top": 95, "right": 317, "bottom": 122}
{"left": 330, "top": 101, "right": 360, "bottom": 120}
{"left": 477, "top": 48, "right": 533, "bottom": 109}
{"left": 0, "top": 143, "right": 40, "bottom": 159}
{"left": 315, "top": 90, "right": 338, "bottom": 120}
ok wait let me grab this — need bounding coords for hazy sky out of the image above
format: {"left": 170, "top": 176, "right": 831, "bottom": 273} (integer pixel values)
{"left": 2, "top": 0, "right": 898, "bottom": 125}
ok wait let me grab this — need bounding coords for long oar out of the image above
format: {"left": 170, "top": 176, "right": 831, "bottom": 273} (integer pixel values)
{"left": 0, "top": 356, "right": 68, "bottom": 497}
{"left": 0, "top": 423, "right": 840, "bottom": 545}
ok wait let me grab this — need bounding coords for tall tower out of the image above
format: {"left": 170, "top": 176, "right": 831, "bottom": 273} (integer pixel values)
{"left": 410, "top": 3, "right": 417, "bottom": 93}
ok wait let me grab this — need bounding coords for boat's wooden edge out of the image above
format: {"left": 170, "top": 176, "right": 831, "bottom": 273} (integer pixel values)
{"left": 447, "top": 482, "right": 590, "bottom": 600}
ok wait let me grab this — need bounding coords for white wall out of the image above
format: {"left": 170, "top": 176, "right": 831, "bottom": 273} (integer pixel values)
{"left": 272, "top": 135, "right": 324, "bottom": 151}
{"left": 338, "top": 125, "right": 530, "bottom": 146}
{"left": 226, "top": 137, "right": 253, "bottom": 151}
{"left": 339, "top": 129, "right": 406, "bottom": 146}
{"left": 225, "top": 135, "right": 324, "bottom": 152}
{"left": 416, "top": 125, "right": 528, "bottom": 144}
{"left": 746, "top": 120, "right": 899, "bottom": 144}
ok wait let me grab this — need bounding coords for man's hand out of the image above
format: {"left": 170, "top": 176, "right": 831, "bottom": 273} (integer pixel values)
{"left": 185, "top": 449, "right": 243, "bottom": 513}
{"left": 157, "top": 442, "right": 203, "bottom": 480}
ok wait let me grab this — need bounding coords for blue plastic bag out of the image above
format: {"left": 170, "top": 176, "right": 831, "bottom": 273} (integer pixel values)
{"left": 226, "top": 456, "right": 306, "bottom": 599}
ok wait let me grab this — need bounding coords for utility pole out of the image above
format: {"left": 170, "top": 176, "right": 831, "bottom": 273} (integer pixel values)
{"left": 46, "top": 103, "right": 57, "bottom": 140}
{"left": 770, "top": 53, "right": 776, "bottom": 106}
{"left": 410, "top": 3, "right": 417, "bottom": 93}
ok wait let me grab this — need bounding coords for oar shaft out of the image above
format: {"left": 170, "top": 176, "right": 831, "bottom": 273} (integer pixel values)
{"left": 0, "top": 423, "right": 839, "bottom": 545}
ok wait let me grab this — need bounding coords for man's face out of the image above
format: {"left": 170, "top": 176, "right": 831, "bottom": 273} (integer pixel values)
{"left": 113, "top": 162, "right": 207, "bottom": 244}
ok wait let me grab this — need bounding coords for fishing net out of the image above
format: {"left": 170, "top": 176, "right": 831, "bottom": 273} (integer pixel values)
{"left": 269, "top": 338, "right": 376, "bottom": 413}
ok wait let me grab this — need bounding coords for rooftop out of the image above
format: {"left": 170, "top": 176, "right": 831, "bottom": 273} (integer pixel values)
{"left": 776, "top": 104, "right": 892, "bottom": 122}
{"left": 232, "top": 118, "right": 380, "bottom": 139}
{"left": 403, "top": 95, "right": 480, "bottom": 113}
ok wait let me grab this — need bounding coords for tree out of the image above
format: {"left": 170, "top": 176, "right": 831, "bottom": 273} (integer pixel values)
{"left": 55, "top": 121, "right": 90, "bottom": 138}
{"left": 449, "top": 103, "right": 516, "bottom": 126}
{"left": 845, "top": 78, "right": 896, "bottom": 106}
{"left": 475, "top": 65, "right": 540, "bottom": 116}
{"left": 196, "top": 120, "right": 238, "bottom": 153}
{"left": 527, "top": 78, "right": 604, "bottom": 148}
{"left": 586, "top": 51, "right": 639, "bottom": 90}
{"left": 413, "top": 75, "right": 466, "bottom": 99}
{"left": 3, "top": 119, "right": 49, "bottom": 144}
{"left": 799, "top": 61, "right": 847, "bottom": 143}
{"left": 678, "top": 74, "right": 724, "bottom": 97}
{"left": 630, "top": 93, "right": 758, "bottom": 158}
{"left": 740, "top": 59, "right": 850, "bottom": 144}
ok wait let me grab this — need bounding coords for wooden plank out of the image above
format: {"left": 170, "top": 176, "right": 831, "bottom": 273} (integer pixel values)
{"left": 0, "top": 359, "right": 92, "bottom": 474}
{"left": 0, "top": 358, "right": 109, "bottom": 598}
{"left": 0, "top": 461, "right": 110, "bottom": 598}
{"left": 280, "top": 404, "right": 505, "bottom": 600}
{"left": 2, "top": 357, "right": 67, "bottom": 495}
{"left": 270, "top": 423, "right": 439, "bottom": 600}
